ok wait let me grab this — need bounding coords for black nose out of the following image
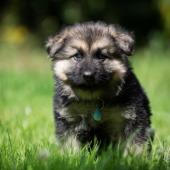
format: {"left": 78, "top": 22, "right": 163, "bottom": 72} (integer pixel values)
{"left": 83, "top": 71, "right": 94, "bottom": 81}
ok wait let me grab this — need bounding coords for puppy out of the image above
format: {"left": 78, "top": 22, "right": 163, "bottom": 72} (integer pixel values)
{"left": 46, "top": 22, "right": 154, "bottom": 153}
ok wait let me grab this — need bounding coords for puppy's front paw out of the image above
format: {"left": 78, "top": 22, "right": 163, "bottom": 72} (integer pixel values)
{"left": 59, "top": 135, "right": 81, "bottom": 154}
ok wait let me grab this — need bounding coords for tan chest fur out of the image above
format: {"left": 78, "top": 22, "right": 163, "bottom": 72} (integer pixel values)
{"left": 66, "top": 102, "right": 131, "bottom": 134}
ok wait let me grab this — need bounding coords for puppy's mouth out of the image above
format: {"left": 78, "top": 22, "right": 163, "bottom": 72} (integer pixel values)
{"left": 66, "top": 72, "right": 112, "bottom": 90}
{"left": 73, "top": 83, "right": 105, "bottom": 90}
{"left": 68, "top": 76, "right": 112, "bottom": 90}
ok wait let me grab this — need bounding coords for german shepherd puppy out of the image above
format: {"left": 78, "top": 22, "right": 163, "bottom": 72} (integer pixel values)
{"left": 46, "top": 22, "right": 154, "bottom": 153}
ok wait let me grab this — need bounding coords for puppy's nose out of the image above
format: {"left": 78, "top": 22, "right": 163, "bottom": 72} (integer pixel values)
{"left": 83, "top": 71, "right": 94, "bottom": 81}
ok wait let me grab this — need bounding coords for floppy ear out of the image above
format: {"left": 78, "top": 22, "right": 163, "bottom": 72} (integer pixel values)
{"left": 108, "top": 25, "right": 134, "bottom": 56}
{"left": 46, "top": 32, "right": 67, "bottom": 59}
{"left": 115, "top": 32, "right": 134, "bottom": 56}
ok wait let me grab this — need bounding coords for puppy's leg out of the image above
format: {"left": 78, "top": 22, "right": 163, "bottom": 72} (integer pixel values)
{"left": 56, "top": 126, "right": 82, "bottom": 154}
{"left": 124, "top": 125, "right": 154, "bottom": 155}
{"left": 62, "top": 133, "right": 81, "bottom": 153}
{"left": 54, "top": 112, "right": 81, "bottom": 153}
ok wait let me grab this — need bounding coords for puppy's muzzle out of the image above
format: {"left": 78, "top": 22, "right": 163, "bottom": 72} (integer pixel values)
{"left": 83, "top": 71, "right": 94, "bottom": 82}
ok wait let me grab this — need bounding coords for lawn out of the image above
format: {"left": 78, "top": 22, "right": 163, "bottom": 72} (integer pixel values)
{"left": 0, "top": 43, "right": 170, "bottom": 170}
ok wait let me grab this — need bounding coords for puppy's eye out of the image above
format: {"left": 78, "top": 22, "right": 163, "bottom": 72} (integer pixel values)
{"left": 73, "top": 53, "right": 83, "bottom": 61}
{"left": 94, "top": 53, "right": 108, "bottom": 60}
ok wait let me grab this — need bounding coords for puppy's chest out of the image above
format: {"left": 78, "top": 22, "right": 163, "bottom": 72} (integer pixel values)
{"left": 67, "top": 101, "right": 127, "bottom": 130}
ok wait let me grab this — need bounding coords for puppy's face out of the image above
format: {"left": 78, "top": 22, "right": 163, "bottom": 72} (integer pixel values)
{"left": 46, "top": 22, "right": 134, "bottom": 96}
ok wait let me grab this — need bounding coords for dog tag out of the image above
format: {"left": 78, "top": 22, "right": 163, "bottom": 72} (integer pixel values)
{"left": 93, "top": 108, "right": 102, "bottom": 121}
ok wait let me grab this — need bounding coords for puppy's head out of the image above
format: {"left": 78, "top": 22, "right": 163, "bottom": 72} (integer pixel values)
{"left": 46, "top": 22, "right": 134, "bottom": 98}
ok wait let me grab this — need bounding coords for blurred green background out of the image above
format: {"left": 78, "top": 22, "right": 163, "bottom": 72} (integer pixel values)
{"left": 0, "top": 0, "right": 170, "bottom": 46}
{"left": 0, "top": 1, "right": 170, "bottom": 169}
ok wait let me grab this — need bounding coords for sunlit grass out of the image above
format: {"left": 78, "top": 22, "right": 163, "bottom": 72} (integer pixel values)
{"left": 0, "top": 44, "right": 170, "bottom": 169}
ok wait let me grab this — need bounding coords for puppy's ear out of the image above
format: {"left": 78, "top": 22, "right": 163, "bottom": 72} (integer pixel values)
{"left": 108, "top": 25, "right": 134, "bottom": 56}
{"left": 46, "top": 31, "right": 67, "bottom": 59}
{"left": 115, "top": 32, "right": 134, "bottom": 56}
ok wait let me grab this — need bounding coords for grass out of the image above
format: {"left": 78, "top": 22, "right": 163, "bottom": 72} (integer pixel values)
{"left": 0, "top": 43, "right": 170, "bottom": 170}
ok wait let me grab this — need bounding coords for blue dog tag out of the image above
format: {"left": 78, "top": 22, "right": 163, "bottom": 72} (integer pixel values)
{"left": 93, "top": 108, "right": 102, "bottom": 121}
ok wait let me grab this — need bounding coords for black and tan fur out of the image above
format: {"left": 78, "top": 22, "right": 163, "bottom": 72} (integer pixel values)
{"left": 46, "top": 22, "right": 154, "bottom": 153}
